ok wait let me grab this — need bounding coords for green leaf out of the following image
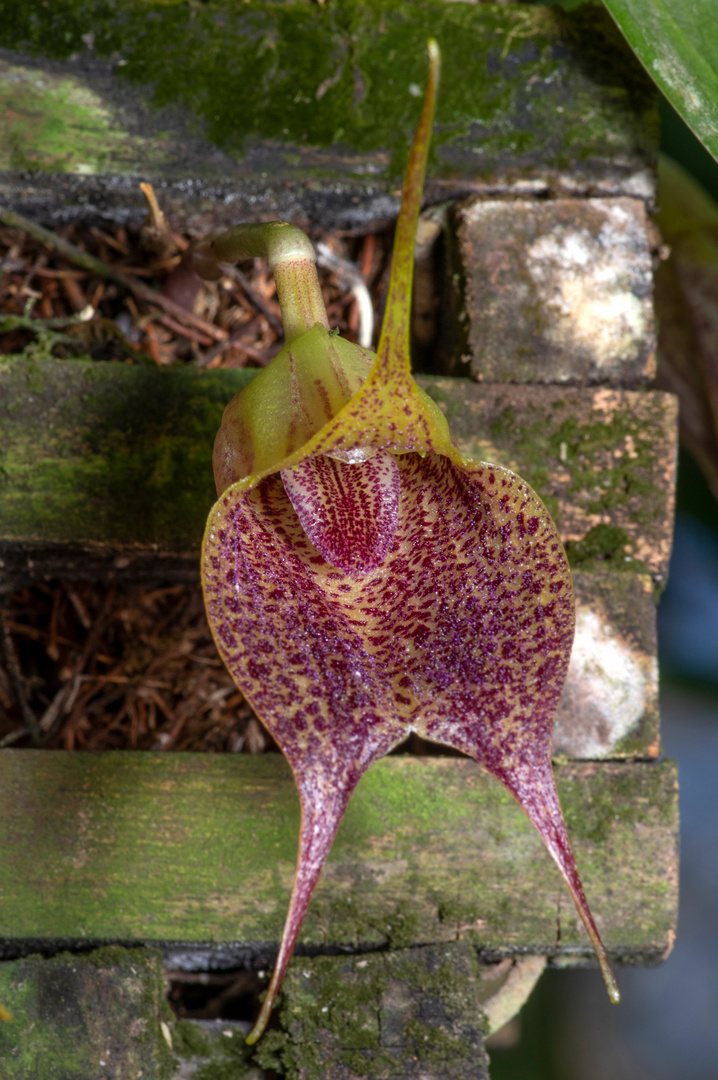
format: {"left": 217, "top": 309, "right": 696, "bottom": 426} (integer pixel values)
{"left": 602, "top": 0, "right": 718, "bottom": 162}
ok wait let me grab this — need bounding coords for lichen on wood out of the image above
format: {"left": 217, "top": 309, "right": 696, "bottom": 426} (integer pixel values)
{"left": 256, "top": 945, "right": 491, "bottom": 1080}
{"left": 449, "top": 196, "right": 657, "bottom": 387}
{"left": 0, "top": 947, "right": 176, "bottom": 1079}
{"left": 555, "top": 570, "right": 659, "bottom": 759}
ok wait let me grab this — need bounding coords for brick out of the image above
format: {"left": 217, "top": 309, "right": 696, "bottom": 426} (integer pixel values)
{"left": 450, "top": 197, "right": 656, "bottom": 386}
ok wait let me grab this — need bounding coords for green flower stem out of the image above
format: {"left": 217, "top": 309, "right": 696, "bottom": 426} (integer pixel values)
{"left": 196, "top": 221, "right": 329, "bottom": 346}
{"left": 373, "top": 39, "right": 439, "bottom": 383}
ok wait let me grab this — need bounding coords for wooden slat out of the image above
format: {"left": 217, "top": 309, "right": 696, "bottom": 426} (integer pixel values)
{"left": 276, "top": 945, "right": 492, "bottom": 1080}
{"left": 556, "top": 570, "right": 659, "bottom": 759}
{"left": 0, "top": 4, "right": 656, "bottom": 231}
{"left": 0, "top": 752, "right": 678, "bottom": 965}
{"left": 0, "top": 362, "right": 677, "bottom": 581}
{"left": 0, "top": 945, "right": 494, "bottom": 1079}
{"left": 0, "top": 948, "right": 174, "bottom": 1080}
{"left": 429, "top": 379, "right": 677, "bottom": 583}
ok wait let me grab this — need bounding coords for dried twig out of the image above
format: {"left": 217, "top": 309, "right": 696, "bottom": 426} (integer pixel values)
{"left": 156, "top": 312, "right": 214, "bottom": 346}
{"left": 225, "top": 265, "right": 284, "bottom": 337}
{"left": 199, "top": 319, "right": 272, "bottom": 368}
{"left": 0, "top": 206, "right": 227, "bottom": 343}
{"left": 39, "top": 589, "right": 116, "bottom": 742}
{"left": 0, "top": 307, "right": 93, "bottom": 334}
{"left": 140, "top": 182, "right": 169, "bottom": 237}
{"left": 0, "top": 609, "right": 41, "bottom": 746}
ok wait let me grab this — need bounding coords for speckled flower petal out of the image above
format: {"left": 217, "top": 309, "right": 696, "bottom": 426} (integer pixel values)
{"left": 203, "top": 450, "right": 615, "bottom": 1032}
{"left": 201, "top": 41, "right": 618, "bottom": 1043}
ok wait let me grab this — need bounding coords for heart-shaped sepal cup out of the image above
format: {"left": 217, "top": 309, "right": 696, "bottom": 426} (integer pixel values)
{"left": 196, "top": 40, "right": 619, "bottom": 1044}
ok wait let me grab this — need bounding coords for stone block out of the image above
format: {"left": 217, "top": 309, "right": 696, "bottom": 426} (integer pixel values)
{"left": 450, "top": 197, "right": 656, "bottom": 386}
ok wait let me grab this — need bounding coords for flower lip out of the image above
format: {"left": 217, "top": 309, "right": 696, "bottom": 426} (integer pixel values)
{"left": 281, "top": 449, "right": 401, "bottom": 573}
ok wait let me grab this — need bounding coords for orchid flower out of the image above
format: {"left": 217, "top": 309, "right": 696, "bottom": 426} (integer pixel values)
{"left": 197, "top": 41, "right": 619, "bottom": 1044}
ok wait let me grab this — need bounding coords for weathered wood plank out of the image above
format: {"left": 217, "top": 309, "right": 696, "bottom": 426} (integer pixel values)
{"left": 0, "top": 359, "right": 250, "bottom": 556}
{"left": 429, "top": 379, "right": 677, "bottom": 583}
{"left": 0, "top": 362, "right": 677, "bottom": 582}
{"left": 447, "top": 197, "right": 656, "bottom": 387}
{"left": 0, "top": 3, "right": 657, "bottom": 231}
{"left": 0, "top": 752, "right": 678, "bottom": 966}
{"left": 0, "top": 944, "right": 495, "bottom": 1080}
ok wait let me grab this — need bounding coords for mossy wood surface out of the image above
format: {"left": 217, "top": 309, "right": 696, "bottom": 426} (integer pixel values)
{"left": 258, "top": 945, "right": 491, "bottom": 1080}
{"left": 0, "top": 2, "right": 656, "bottom": 231}
{"left": 0, "top": 944, "right": 493, "bottom": 1079}
{"left": 553, "top": 570, "right": 659, "bottom": 761}
{"left": 0, "top": 751, "right": 677, "bottom": 965}
{"left": 0, "top": 947, "right": 176, "bottom": 1080}
{"left": 0, "top": 360, "right": 676, "bottom": 580}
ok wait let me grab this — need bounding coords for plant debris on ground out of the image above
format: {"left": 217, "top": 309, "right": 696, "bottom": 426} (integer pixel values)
{"left": 0, "top": 580, "right": 273, "bottom": 752}
{"left": 0, "top": 199, "right": 396, "bottom": 752}
{"left": 0, "top": 202, "right": 387, "bottom": 368}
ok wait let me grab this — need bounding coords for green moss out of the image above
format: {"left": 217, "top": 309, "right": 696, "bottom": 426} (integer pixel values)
{"left": 484, "top": 398, "right": 669, "bottom": 565}
{"left": 403, "top": 1017, "right": 472, "bottom": 1063}
{"left": 171, "top": 1015, "right": 212, "bottom": 1058}
{"left": 566, "top": 523, "right": 643, "bottom": 571}
{"left": 0, "top": 948, "right": 176, "bottom": 1080}
{"left": 335, "top": 1049, "right": 398, "bottom": 1077}
{"left": 0, "top": 751, "right": 677, "bottom": 962}
{"left": 0, "top": 58, "right": 168, "bottom": 173}
{"left": 188, "top": 1033, "right": 258, "bottom": 1080}
{"left": 0, "top": 0, "right": 656, "bottom": 180}
{"left": 270, "top": 945, "right": 488, "bottom": 1079}
{"left": 559, "top": 760, "right": 676, "bottom": 845}
{"left": 0, "top": 359, "right": 258, "bottom": 549}
{"left": 252, "top": 1028, "right": 294, "bottom": 1076}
